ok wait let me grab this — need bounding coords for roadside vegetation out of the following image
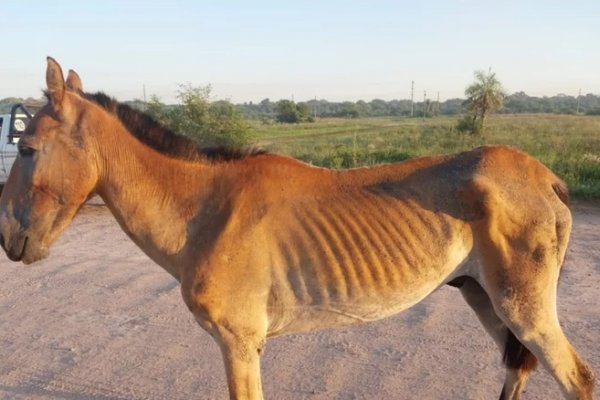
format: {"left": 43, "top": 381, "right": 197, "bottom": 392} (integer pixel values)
{"left": 145, "top": 84, "right": 252, "bottom": 147}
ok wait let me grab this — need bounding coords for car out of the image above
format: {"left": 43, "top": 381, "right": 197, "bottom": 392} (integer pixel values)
{"left": 0, "top": 104, "right": 34, "bottom": 191}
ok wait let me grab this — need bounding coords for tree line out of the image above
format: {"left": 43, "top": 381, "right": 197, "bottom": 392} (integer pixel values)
{"left": 237, "top": 92, "right": 600, "bottom": 120}
{"left": 2, "top": 90, "right": 599, "bottom": 118}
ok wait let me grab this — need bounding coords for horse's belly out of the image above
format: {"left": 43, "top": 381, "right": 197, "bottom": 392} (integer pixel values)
{"left": 267, "top": 240, "right": 471, "bottom": 337}
{"left": 268, "top": 295, "right": 428, "bottom": 337}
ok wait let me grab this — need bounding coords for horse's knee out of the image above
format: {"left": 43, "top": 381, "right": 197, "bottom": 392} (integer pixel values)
{"left": 219, "top": 328, "right": 266, "bottom": 362}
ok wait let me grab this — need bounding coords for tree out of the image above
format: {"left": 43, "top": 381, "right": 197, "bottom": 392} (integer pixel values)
{"left": 146, "top": 84, "right": 251, "bottom": 146}
{"left": 340, "top": 101, "right": 359, "bottom": 118}
{"left": 146, "top": 95, "right": 170, "bottom": 124}
{"left": 275, "top": 100, "right": 310, "bottom": 123}
{"left": 464, "top": 68, "right": 506, "bottom": 135}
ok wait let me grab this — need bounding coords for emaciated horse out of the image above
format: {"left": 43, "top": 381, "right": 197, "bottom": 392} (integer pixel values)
{"left": 0, "top": 58, "right": 594, "bottom": 399}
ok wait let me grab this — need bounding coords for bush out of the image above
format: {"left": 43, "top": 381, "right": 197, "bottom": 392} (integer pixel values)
{"left": 275, "top": 100, "right": 311, "bottom": 123}
{"left": 585, "top": 109, "right": 600, "bottom": 116}
{"left": 146, "top": 84, "right": 251, "bottom": 147}
{"left": 456, "top": 114, "right": 482, "bottom": 135}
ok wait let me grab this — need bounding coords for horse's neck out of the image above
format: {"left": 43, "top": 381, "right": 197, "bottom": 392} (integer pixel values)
{"left": 93, "top": 124, "right": 220, "bottom": 278}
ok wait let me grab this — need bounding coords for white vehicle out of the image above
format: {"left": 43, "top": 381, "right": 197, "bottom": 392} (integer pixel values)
{"left": 0, "top": 104, "right": 34, "bottom": 190}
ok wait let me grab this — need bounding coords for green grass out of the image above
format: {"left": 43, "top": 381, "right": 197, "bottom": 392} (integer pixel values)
{"left": 250, "top": 114, "right": 600, "bottom": 200}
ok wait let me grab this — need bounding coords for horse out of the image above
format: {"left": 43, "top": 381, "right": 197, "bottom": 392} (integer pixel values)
{"left": 0, "top": 58, "right": 594, "bottom": 400}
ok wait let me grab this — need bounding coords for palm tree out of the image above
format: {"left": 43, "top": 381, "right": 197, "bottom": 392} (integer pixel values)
{"left": 464, "top": 68, "right": 506, "bottom": 134}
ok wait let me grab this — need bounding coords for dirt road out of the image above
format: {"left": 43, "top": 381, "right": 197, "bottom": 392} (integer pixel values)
{"left": 0, "top": 202, "right": 598, "bottom": 399}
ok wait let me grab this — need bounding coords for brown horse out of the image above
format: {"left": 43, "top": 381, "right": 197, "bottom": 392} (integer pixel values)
{"left": 0, "top": 58, "right": 594, "bottom": 399}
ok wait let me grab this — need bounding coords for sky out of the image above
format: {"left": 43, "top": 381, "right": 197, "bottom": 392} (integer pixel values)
{"left": 1, "top": 1, "right": 599, "bottom": 103}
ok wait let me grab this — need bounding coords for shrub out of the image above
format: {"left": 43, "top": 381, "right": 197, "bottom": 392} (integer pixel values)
{"left": 146, "top": 84, "right": 251, "bottom": 147}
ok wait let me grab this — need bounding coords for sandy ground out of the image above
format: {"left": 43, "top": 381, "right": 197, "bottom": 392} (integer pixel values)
{"left": 0, "top": 201, "right": 598, "bottom": 400}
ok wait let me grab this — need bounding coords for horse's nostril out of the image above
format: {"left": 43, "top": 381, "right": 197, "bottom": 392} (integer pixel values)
{"left": 0, "top": 233, "right": 5, "bottom": 251}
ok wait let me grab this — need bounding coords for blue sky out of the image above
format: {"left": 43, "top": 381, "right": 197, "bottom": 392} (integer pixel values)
{"left": 1, "top": 1, "right": 599, "bottom": 103}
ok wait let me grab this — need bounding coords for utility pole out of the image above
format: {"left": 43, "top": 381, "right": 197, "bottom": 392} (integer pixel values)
{"left": 314, "top": 96, "right": 317, "bottom": 119}
{"left": 436, "top": 91, "right": 440, "bottom": 116}
{"left": 410, "top": 80, "right": 415, "bottom": 117}
{"left": 423, "top": 90, "right": 427, "bottom": 118}
{"left": 576, "top": 88, "right": 581, "bottom": 114}
{"left": 142, "top": 84, "right": 147, "bottom": 111}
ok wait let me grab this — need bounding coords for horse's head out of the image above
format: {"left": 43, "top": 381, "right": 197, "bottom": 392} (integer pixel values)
{"left": 0, "top": 58, "right": 98, "bottom": 264}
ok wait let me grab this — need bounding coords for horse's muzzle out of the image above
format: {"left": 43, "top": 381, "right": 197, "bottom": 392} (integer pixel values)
{"left": 1, "top": 232, "right": 27, "bottom": 262}
{"left": 0, "top": 223, "right": 48, "bottom": 264}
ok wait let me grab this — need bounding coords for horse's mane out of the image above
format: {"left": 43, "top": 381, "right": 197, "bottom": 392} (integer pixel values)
{"left": 82, "top": 91, "right": 265, "bottom": 162}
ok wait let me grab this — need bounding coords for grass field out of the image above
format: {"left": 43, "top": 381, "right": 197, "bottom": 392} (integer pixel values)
{"left": 250, "top": 114, "right": 600, "bottom": 200}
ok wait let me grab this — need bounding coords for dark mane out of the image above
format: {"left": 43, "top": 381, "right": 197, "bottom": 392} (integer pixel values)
{"left": 82, "top": 92, "right": 265, "bottom": 162}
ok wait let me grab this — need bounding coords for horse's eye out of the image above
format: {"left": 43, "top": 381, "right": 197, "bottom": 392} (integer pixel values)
{"left": 18, "top": 145, "right": 36, "bottom": 157}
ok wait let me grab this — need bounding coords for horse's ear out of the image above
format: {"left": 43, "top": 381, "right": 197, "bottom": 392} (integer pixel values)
{"left": 66, "top": 69, "right": 83, "bottom": 93}
{"left": 46, "top": 56, "right": 66, "bottom": 110}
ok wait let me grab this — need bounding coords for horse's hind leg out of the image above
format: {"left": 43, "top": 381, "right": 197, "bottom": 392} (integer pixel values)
{"left": 458, "top": 277, "right": 537, "bottom": 399}
{"left": 487, "top": 278, "right": 594, "bottom": 399}
{"left": 477, "top": 233, "right": 595, "bottom": 398}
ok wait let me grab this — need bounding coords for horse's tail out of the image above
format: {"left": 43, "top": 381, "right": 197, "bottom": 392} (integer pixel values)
{"left": 499, "top": 331, "right": 538, "bottom": 400}
{"left": 552, "top": 178, "right": 570, "bottom": 207}
{"left": 503, "top": 330, "right": 538, "bottom": 373}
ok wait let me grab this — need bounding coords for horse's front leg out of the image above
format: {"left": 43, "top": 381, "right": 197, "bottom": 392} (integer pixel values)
{"left": 189, "top": 303, "right": 268, "bottom": 400}
{"left": 181, "top": 269, "right": 269, "bottom": 400}
{"left": 217, "top": 325, "right": 266, "bottom": 400}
